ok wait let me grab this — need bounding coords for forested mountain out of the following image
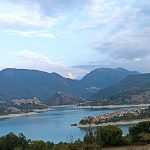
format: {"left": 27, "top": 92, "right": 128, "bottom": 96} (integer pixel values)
{"left": 91, "top": 73, "right": 150, "bottom": 105}
{"left": 0, "top": 68, "right": 138, "bottom": 103}
{"left": 81, "top": 67, "right": 138, "bottom": 89}
{"left": 79, "top": 67, "right": 139, "bottom": 97}
{"left": 0, "top": 68, "right": 79, "bottom": 102}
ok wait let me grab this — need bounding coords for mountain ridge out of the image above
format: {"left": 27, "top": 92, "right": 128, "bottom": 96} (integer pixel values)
{"left": 91, "top": 73, "right": 150, "bottom": 105}
{"left": 0, "top": 67, "right": 139, "bottom": 103}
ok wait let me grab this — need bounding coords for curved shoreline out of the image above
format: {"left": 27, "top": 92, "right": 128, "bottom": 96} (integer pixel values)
{"left": 77, "top": 118, "right": 150, "bottom": 128}
{"left": 0, "top": 103, "right": 150, "bottom": 119}
{"left": 0, "top": 108, "right": 51, "bottom": 119}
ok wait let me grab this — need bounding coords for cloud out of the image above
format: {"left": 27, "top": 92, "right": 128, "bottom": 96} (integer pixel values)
{"left": 8, "top": 0, "right": 89, "bottom": 15}
{"left": 71, "top": 0, "right": 150, "bottom": 73}
{"left": 88, "top": 0, "right": 150, "bottom": 72}
{"left": 2, "top": 29, "right": 54, "bottom": 38}
{"left": 68, "top": 0, "right": 126, "bottom": 31}
{"left": 94, "top": 28, "right": 150, "bottom": 60}
{"left": 67, "top": 72, "right": 76, "bottom": 79}
{"left": 1, "top": 0, "right": 122, "bottom": 32}
{"left": 0, "top": 1, "right": 59, "bottom": 29}
{"left": 16, "top": 50, "right": 86, "bottom": 79}
{"left": 86, "top": 0, "right": 117, "bottom": 18}
{"left": 72, "top": 65, "right": 102, "bottom": 70}
{"left": 1, "top": 0, "right": 150, "bottom": 74}
{"left": 16, "top": 50, "right": 66, "bottom": 69}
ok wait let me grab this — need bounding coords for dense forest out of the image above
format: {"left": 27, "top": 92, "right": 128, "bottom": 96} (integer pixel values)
{"left": 0, "top": 121, "right": 150, "bottom": 150}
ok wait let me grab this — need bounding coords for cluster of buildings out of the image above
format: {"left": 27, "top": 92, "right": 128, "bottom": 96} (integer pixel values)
{"left": 12, "top": 98, "right": 41, "bottom": 106}
{"left": 81, "top": 108, "right": 147, "bottom": 124}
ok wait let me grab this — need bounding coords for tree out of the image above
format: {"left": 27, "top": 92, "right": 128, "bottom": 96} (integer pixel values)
{"left": 5, "top": 132, "right": 20, "bottom": 150}
{"left": 95, "top": 125, "right": 123, "bottom": 147}
{"left": 14, "top": 147, "right": 22, "bottom": 150}
{"left": 18, "top": 133, "right": 29, "bottom": 150}
{"left": 46, "top": 141, "right": 54, "bottom": 149}
{"left": 0, "top": 136, "right": 6, "bottom": 150}
{"left": 129, "top": 121, "right": 150, "bottom": 144}
{"left": 83, "top": 127, "right": 95, "bottom": 144}
{"left": 29, "top": 141, "right": 49, "bottom": 150}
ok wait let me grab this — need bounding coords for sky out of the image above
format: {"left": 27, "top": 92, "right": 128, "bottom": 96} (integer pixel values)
{"left": 0, "top": 0, "right": 149, "bottom": 79}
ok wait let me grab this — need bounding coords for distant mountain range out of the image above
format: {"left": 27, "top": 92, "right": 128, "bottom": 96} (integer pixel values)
{"left": 0, "top": 67, "right": 138, "bottom": 105}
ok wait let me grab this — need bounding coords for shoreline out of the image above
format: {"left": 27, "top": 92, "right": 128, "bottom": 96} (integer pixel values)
{"left": 75, "top": 103, "right": 150, "bottom": 109}
{"left": 0, "top": 103, "right": 150, "bottom": 119}
{"left": 49, "top": 103, "right": 150, "bottom": 109}
{"left": 77, "top": 118, "right": 150, "bottom": 128}
{"left": 0, "top": 108, "right": 51, "bottom": 119}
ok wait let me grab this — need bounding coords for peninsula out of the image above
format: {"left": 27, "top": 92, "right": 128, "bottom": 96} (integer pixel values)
{"left": 78, "top": 106, "right": 150, "bottom": 128}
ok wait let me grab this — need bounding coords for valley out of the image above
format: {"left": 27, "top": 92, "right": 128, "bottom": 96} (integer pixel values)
{"left": 0, "top": 67, "right": 150, "bottom": 117}
{"left": 0, "top": 67, "right": 138, "bottom": 103}
{"left": 0, "top": 67, "right": 150, "bottom": 145}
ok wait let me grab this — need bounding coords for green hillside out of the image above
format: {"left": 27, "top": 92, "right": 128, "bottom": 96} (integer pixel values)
{"left": 91, "top": 73, "right": 150, "bottom": 105}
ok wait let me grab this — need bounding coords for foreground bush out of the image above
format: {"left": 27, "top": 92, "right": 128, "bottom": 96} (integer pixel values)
{"left": 95, "top": 125, "right": 123, "bottom": 147}
{"left": 128, "top": 121, "right": 150, "bottom": 145}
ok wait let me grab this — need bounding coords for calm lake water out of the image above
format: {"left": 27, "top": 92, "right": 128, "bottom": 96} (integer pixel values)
{"left": 0, "top": 108, "right": 132, "bottom": 143}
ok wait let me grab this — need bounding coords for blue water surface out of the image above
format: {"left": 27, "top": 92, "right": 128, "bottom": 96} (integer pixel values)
{"left": 0, "top": 108, "right": 132, "bottom": 143}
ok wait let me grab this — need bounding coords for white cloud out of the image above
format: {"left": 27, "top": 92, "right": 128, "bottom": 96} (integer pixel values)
{"left": 67, "top": 72, "right": 76, "bottom": 79}
{"left": 16, "top": 50, "right": 85, "bottom": 79}
{"left": 1, "top": 0, "right": 149, "bottom": 74}
{"left": 94, "top": 27, "right": 150, "bottom": 60}
{"left": 2, "top": 29, "right": 54, "bottom": 38}
{"left": 86, "top": 0, "right": 117, "bottom": 18}
{"left": 67, "top": 0, "right": 133, "bottom": 32}
{"left": 88, "top": 0, "right": 150, "bottom": 73}
{"left": 16, "top": 50, "right": 64, "bottom": 67}
{"left": 0, "top": 1, "right": 59, "bottom": 29}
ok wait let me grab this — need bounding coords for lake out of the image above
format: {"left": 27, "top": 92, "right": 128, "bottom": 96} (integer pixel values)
{"left": 0, "top": 108, "right": 132, "bottom": 143}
